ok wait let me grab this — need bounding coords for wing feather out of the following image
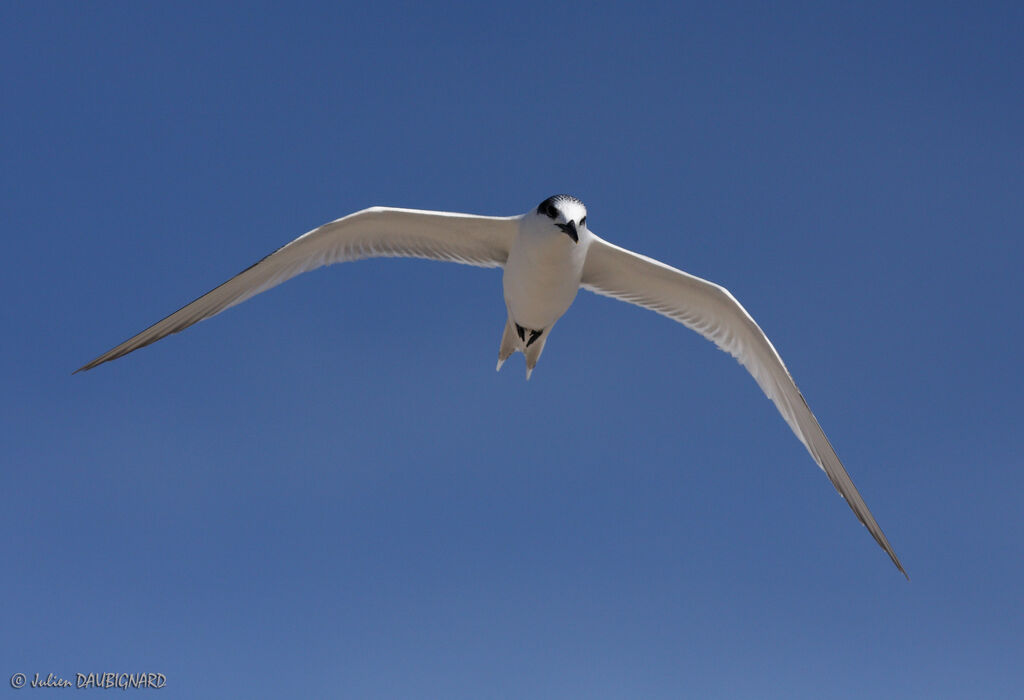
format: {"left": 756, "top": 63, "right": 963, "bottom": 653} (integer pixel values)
{"left": 76, "top": 207, "right": 517, "bottom": 372}
{"left": 581, "top": 234, "right": 906, "bottom": 577}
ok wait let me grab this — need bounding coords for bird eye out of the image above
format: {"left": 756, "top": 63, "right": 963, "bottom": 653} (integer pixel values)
{"left": 580, "top": 216, "right": 587, "bottom": 227}
{"left": 546, "top": 204, "right": 558, "bottom": 219}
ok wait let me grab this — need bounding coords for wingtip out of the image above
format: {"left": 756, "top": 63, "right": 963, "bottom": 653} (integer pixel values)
{"left": 496, "top": 358, "right": 506, "bottom": 372}
{"left": 73, "top": 358, "right": 101, "bottom": 374}
{"left": 882, "top": 544, "right": 909, "bottom": 580}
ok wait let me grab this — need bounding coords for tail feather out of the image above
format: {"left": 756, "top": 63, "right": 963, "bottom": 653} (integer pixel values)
{"left": 496, "top": 317, "right": 517, "bottom": 372}
{"left": 524, "top": 332, "right": 548, "bottom": 379}
{"left": 496, "top": 315, "right": 553, "bottom": 379}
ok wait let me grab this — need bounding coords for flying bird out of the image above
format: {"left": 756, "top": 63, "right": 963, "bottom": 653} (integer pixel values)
{"left": 77, "top": 194, "right": 906, "bottom": 577}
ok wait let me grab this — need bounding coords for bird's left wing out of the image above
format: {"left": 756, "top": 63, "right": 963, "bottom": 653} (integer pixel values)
{"left": 76, "top": 207, "right": 518, "bottom": 372}
{"left": 580, "top": 233, "right": 906, "bottom": 577}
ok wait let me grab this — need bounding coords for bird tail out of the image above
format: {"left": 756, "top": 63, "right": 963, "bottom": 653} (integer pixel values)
{"left": 496, "top": 314, "right": 551, "bottom": 380}
{"left": 523, "top": 330, "right": 549, "bottom": 380}
{"left": 495, "top": 316, "right": 518, "bottom": 372}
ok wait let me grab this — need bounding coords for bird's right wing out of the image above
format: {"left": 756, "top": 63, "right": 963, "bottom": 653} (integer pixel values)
{"left": 581, "top": 233, "right": 906, "bottom": 577}
{"left": 77, "top": 207, "right": 518, "bottom": 372}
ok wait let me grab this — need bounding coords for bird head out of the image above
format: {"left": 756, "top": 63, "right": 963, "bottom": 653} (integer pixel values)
{"left": 536, "top": 194, "right": 587, "bottom": 243}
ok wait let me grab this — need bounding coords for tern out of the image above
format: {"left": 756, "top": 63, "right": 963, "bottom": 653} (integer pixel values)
{"left": 77, "top": 194, "right": 906, "bottom": 577}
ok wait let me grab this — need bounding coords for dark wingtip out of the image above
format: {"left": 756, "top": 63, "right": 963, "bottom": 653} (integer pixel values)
{"left": 73, "top": 359, "right": 101, "bottom": 374}
{"left": 896, "top": 559, "right": 910, "bottom": 581}
{"left": 884, "top": 546, "right": 909, "bottom": 580}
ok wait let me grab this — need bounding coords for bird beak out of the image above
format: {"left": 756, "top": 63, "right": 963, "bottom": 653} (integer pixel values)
{"left": 556, "top": 221, "right": 579, "bottom": 243}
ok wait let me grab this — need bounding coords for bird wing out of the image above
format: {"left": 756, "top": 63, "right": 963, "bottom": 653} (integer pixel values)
{"left": 580, "top": 233, "right": 906, "bottom": 577}
{"left": 77, "top": 207, "right": 518, "bottom": 372}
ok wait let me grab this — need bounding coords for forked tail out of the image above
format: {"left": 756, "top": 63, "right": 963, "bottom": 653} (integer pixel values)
{"left": 495, "top": 314, "right": 550, "bottom": 380}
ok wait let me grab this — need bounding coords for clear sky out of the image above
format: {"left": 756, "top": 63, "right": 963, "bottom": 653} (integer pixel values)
{"left": 3, "top": 1, "right": 1022, "bottom": 698}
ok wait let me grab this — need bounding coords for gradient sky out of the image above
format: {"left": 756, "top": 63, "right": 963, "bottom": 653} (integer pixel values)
{"left": 3, "top": 2, "right": 1023, "bottom": 698}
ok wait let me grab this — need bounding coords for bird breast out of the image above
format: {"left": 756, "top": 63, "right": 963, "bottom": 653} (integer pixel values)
{"left": 502, "top": 226, "right": 588, "bottom": 329}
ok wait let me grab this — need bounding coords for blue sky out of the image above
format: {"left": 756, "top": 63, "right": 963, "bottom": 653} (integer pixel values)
{"left": 3, "top": 1, "right": 1022, "bottom": 697}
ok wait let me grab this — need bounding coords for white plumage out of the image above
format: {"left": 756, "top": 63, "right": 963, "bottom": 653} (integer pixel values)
{"left": 78, "top": 194, "right": 906, "bottom": 578}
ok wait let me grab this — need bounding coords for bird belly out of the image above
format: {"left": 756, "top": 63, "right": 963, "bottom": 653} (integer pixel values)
{"left": 502, "top": 239, "right": 583, "bottom": 330}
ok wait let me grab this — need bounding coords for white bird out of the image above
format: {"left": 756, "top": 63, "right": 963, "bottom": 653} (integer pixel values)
{"left": 77, "top": 194, "right": 906, "bottom": 577}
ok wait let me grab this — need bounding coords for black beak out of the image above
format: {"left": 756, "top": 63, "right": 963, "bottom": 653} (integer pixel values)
{"left": 556, "top": 221, "right": 579, "bottom": 243}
